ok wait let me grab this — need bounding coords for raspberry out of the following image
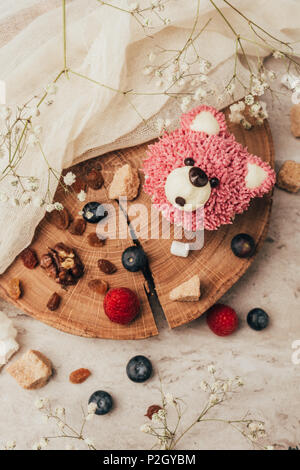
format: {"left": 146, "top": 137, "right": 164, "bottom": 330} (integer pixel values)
{"left": 206, "top": 304, "right": 239, "bottom": 336}
{"left": 103, "top": 288, "right": 140, "bottom": 325}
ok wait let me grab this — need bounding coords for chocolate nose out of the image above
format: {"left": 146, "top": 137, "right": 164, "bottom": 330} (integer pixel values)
{"left": 189, "top": 167, "right": 208, "bottom": 187}
{"left": 175, "top": 197, "right": 186, "bottom": 207}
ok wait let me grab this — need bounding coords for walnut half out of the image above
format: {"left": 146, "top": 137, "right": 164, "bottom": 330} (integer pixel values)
{"left": 41, "top": 243, "right": 84, "bottom": 286}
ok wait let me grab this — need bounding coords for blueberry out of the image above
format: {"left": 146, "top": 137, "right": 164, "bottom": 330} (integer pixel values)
{"left": 247, "top": 308, "right": 269, "bottom": 331}
{"left": 82, "top": 202, "right": 108, "bottom": 224}
{"left": 126, "top": 355, "right": 152, "bottom": 383}
{"left": 88, "top": 391, "right": 113, "bottom": 415}
{"left": 231, "top": 233, "right": 256, "bottom": 258}
{"left": 122, "top": 246, "right": 148, "bottom": 273}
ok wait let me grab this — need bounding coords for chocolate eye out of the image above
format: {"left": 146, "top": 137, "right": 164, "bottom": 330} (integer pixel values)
{"left": 189, "top": 167, "right": 208, "bottom": 187}
{"left": 184, "top": 157, "right": 195, "bottom": 166}
{"left": 175, "top": 197, "right": 186, "bottom": 207}
{"left": 210, "top": 177, "right": 220, "bottom": 188}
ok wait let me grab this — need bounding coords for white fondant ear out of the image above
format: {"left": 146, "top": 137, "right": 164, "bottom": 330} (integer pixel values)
{"left": 245, "top": 163, "right": 267, "bottom": 189}
{"left": 190, "top": 111, "right": 220, "bottom": 135}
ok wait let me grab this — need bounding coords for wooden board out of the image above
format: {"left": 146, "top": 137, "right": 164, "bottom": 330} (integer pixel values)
{"left": 0, "top": 108, "right": 274, "bottom": 338}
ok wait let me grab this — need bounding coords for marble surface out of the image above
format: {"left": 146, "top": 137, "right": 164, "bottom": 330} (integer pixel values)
{"left": 0, "top": 73, "right": 300, "bottom": 451}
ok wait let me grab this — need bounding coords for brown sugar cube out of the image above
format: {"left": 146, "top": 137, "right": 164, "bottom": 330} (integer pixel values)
{"left": 291, "top": 104, "right": 300, "bottom": 137}
{"left": 277, "top": 160, "right": 300, "bottom": 193}
{"left": 169, "top": 275, "right": 201, "bottom": 302}
{"left": 7, "top": 350, "right": 53, "bottom": 390}
{"left": 108, "top": 164, "right": 140, "bottom": 201}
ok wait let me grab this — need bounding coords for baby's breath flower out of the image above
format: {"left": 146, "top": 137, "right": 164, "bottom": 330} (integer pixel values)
{"left": 20, "top": 193, "right": 32, "bottom": 206}
{"left": 10, "top": 178, "right": 19, "bottom": 187}
{"left": 87, "top": 402, "right": 97, "bottom": 415}
{"left": 236, "top": 377, "right": 244, "bottom": 387}
{"left": 35, "top": 398, "right": 45, "bottom": 409}
{"left": 77, "top": 190, "right": 87, "bottom": 202}
{"left": 46, "top": 203, "right": 55, "bottom": 213}
{"left": 194, "top": 87, "right": 207, "bottom": 101}
{"left": 140, "top": 424, "right": 151, "bottom": 433}
{"left": 273, "top": 50, "right": 284, "bottom": 59}
{"left": 55, "top": 407, "right": 65, "bottom": 418}
{"left": 165, "top": 392, "right": 175, "bottom": 405}
{"left": 241, "top": 119, "right": 252, "bottom": 130}
{"left": 245, "top": 94, "right": 254, "bottom": 105}
{"left": 226, "top": 82, "right": 236, "bottom": 95}
{"left": 63, "top": 171, "right": 76, "bottom": 186}
{"left": 207, "top": 364, "right": 216, "bottom": 374}
{"left": 200, "top": 380, "right": 208, "bottom": 391}
{"left": 209, "top": 394, "right": 220, "bottom": 406}
{"left": 5, "top": 440, "right": 16, "bottom": 450}
{"left": 84, "top": 438, "right": 94, "bottom": 447}
{"left": 266, "top": 445, "right": 274, "bottom": 450}
{"left": 54, "top": 202, "right": 64, "bottom": 211}
{"left": 25, "top": 177, "right": 39, "bottom": 192}
{"left": 268, "top": 70, "right": 276, "bottom": 81}
{"left": 151, "top": 413, "right": 161, "bottom": 424}
{"left": 46, "top": 83, "right": 58, "bottom": 95}
{"left": 158, "top": 409, "right": 166, "bottom": 419}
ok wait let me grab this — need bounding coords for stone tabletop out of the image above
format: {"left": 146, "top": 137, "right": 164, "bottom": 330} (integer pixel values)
{"left": 0, "top": 69, "right": 299, "bottom": 451}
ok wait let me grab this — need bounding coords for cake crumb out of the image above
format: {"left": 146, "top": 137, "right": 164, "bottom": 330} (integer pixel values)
{"left": 7, "top": 350, "right": 53, "bottom": 390}
{"left": 291, "top": 104, "right": 300, "bottom": 137}
{"left": 277, "top": 160, "right": 300, "bottom": 193}
{"left": 108, "top": 164, "right": 140, "bottom": 201}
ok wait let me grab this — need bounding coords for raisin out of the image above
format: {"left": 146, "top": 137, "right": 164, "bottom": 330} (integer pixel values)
{"left": 86, "top": 168, "right": 104, "bottom": 190}
{"left": 87, "top": 233, "right": 106, "bottom": 247}
{"left": 47, "top": 292, "right": 61, "bottom": 311}
{"left": 88, "top": 279, "right": 108, "bottom": 295}
{"left": 98, "top": 259, "right": 117, "bottom": 275}
{"left": 69, "top": 218, "right": 87, "bottom": 236}
{"left": 8, "top": 278, "right": 22, "bottom": 300}
{"left": 20, "top": 247, "right": 38, "bottom": 269}
{"left": 46, "top": 208, "right": 70, "bottom": 230}
{"left": 69, "top": 368, "right": 91, "bottom": 384}
{"left": 145, "top": 405, "right": 162, "bottom": 420}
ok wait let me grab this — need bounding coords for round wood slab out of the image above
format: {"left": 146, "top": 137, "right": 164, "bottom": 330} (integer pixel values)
{"left": 0, "top": 108, "right": 274, "bottom": 339}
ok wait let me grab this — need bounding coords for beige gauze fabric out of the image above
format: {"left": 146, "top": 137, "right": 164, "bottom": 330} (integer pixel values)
{"left": 0, "top": 0, "right": 299, "bottom": 273}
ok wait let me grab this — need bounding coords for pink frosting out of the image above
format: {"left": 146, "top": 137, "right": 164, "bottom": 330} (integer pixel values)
{"left": 143, "top": 122, "right": 276, "bottom": 231}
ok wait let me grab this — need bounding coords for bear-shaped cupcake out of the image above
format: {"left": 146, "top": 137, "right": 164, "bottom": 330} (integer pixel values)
{"left": 143, "top": 105, "right": 276, "bottom": 231}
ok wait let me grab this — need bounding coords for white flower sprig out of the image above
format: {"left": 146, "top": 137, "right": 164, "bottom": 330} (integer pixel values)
{"left": 30, "top": 397, "right": 98, "bottom": 450}
{"left": 140, "top": 366, "right": 273, "bottom": 450}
